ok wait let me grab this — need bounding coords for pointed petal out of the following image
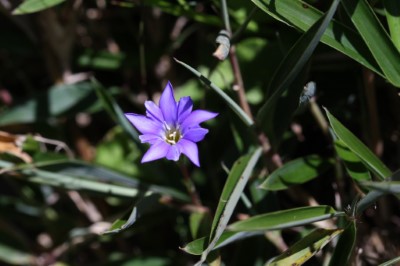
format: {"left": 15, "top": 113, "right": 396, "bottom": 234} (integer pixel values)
{"left": 181, "top": 110, "right": 218, "bottom": 128}
{"left": 177, "top": 96, "right": 193, "bottom": 124}
{"left": 125, "top": 113, "right": 163, "bottom": 135}
{"left": 145, "top": 101, "right": 163, "bottom": 122}
{"left": 141, "top": 140, "right": 170, "bottom": 163}
{"left": 183, "top": 127, "right": 208, "bottom": 143}
{"left": 165, "top": 144, "right": 181, "bottom": 161}
{"left": 139, "top": 134, "right": 162, "bottom": 144}
{"left": 159, "top": 81, "right": 177, "bottom": 125}
{"left": 179, "top": 139, "right": 200, "bottom": 167}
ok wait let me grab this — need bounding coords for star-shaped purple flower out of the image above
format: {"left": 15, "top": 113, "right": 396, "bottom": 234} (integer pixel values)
{"left": 125, "top": 81, "right": 218, "bottom": 167}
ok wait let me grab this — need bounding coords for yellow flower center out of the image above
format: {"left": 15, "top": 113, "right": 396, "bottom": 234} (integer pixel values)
{"left": 165, "top": 128, "right": 181, "bottom": 145}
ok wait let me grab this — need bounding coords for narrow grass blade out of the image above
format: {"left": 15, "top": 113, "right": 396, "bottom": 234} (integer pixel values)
{"left": 194, "top": 147, "right": 262, "bottom": 265}
{"left": 104, "top": 193, "right": 162, "bottom": 234}
{"left": 325, "top": 108, "right": 392, "bottom": 180}
{"left": 0, "top": 160, "right": 190, "bottom": 201}
{"left": 379, "top": 256, "right": 400, "bottom": 266}
{"left": 91, "top": 78, "right": 139, "bottom": 141}
{"left": 357, "top": 170, "right": 400, "bottom": 215}
{"left": 266, "top": 229, "right": 343, "bottom": 266}
{"left": 342, "top": 0, "right": 400, "bottom": 87}
{"left": 329, "top": 222, "right": 356, "bottom": 266}
{"left": 13, "top": 0, "right": 65, "bottom": 15}
{"left": 334, "top": 139, "right": 371, "bottom": 182}
{"left": 251, "top": 0, "right": 383, "bottom": 77}
{"left": 383, "top": 0, "right": 400, "bottom": 52}
{"left": 182, "top": 231, "right": 261, "bottom": 255}
{"left": 257, "top": 0, "right": 340, "bottom": 139}
{"left": 228, "top": 206, "right": 344, "bottom": 232}
{"left": 174, "top": 58, "right": 254, "bottom": 127}
{"left": 259, "top": 155, "right": 334, "bottom": 191}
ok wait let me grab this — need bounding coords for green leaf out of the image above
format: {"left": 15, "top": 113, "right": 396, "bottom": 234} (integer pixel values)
{"left": 251, "top": 0, "right": 383, "bottom": 77}
{"left": 329, "top": 222, "right": 356, "bottom": 266}
{"left": 266, "top": 228, "right": 343, "bottom": 266}
{"left": 104, "top": 193, "right": 162, "bottom": 234}
{"left": 341, "top": 0, "right": 400, "bottom": 87}
{"left": 78, "top": 50, "right": 125, "bottom": 70}
{"left": 379, "top": 256, "right": 400, "bottom": 266}
{"left": 13, "top": 0, "right": 65, "bottom": 15}
{"left": 0, "top": 82, "right": 96, "bottom": 126}
{"left": 357, "top": 170, "right": 400, "bottom": 215}
{"left": 325, "top": 108, "right": 392, "bottom": 180}
{"left": 334, "top": 139, "right": 371, "bottom": 182}
{"left": 91, "top": 78, "right": 139, "bottom": 142}
{"left": 182, "top": 231, "right": 261, "bottom": 255}
{"left": 174, "top": 58, "right": 254, "bottom": 127}
{"left": 195, "top": 147, "right": 262, "bottom": 265}
{"left": 0, "top": 159, "right": 190, "bottom": 201}
{"left": 383, "top": 0, "right": 400, "bottom": 52}
{"left": 256, "top": 0, "right": 340, "bottom": 144}
{"left": 361, "top": 181, "right": 400, "bottom": 194}
{"left": 228, "top": 206, "right": 344, "bottom": 232}
{"left": 259, "top": 155, "right": 334, "bottom": 191}
{"left": 0, "top": 243, "right": 35, "bottom": 265}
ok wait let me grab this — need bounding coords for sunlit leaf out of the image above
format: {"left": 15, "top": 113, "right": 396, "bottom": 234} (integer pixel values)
{"left": 325, "top": 108, "right": 391, "bottom": 180}
{"left": 341, "top": 0, "right": 400, "bottom": 87}
{"left": 194, "top": 148, "right": 262, "bottom": 265}
{"left": 251, "top": 0, "right": 383, "bottom": 77}
{"left": 334, "top": 139, "right": 371, "bottom": 182}
{"left": 266, "top": 229, "right": 343, "bottom": 266}
{"left": 13, "top": 0, "right": 65, "bottom": 15}
{"left": 260, "top": 155, "right": 334, "bottom": 191}
{"left": 182, "top": 231, "right": 261, "bottom": 255}
{"left": 228, "top": 206, "right": 344, "bottom": 232}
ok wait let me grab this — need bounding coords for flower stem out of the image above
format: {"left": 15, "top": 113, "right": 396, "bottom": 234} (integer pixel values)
{"left": 179, "top": 161, "right": 202, "bottom": 207}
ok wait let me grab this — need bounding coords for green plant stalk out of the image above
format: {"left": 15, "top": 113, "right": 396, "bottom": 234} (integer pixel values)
{"left": 383, "top": 0, "right": 400, "bottom": 52}
{"left": 174, "top": 58, "right": 254, "bottom": 127}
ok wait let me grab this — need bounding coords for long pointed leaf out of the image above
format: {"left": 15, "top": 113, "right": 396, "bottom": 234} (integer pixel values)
{"left": 195, "top": 147, "right": 262, "bottom": 265}
{"left": 251, "top": 0, "right": 383, "bottom": 77}
{"left": 329, "top": 222, "right": 357, "bottom": 266}
{"left": 325, "top": 108, "right": 392, "bottom": 179}
{"left": 259, "top": 155, "right": 334, "bottom": 191}
{"left": 228, "top": 206, "right": 344, "bottom": 232}
{"left": 342, "top": 0, "right": 400, "bottom": 87}
{"left": 257, "top": 0, "right": 340, "bottom": 140}
{"left": 174, "top": 58, "right": 254, "bottom": 127}
{"left": 266, "top": 229, "right": 343, "bottom": 266}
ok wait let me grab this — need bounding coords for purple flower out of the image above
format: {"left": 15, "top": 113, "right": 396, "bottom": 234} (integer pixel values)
{"left": 125, "top": 81, "right": 218, "bottom": 167}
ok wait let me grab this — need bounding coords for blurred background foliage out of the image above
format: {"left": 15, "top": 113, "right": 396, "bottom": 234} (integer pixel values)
{"left": 0, "top": 0, "right": 400, "bottom": 265}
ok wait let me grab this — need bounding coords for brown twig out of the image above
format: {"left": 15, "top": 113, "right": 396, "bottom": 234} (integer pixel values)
{"left": 179, "top": 161, "right": 202, "bottom": 207}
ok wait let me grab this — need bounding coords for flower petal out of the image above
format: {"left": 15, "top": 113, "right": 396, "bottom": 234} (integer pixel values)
{"left": 177, "top": 96, "right": 193, "bottom": 124}
{"left": 141, "top": 140, "right": 170, "bottom": 163}
{"left": 159, "top": 81, "right": 177, "bottom": 125}
{"left": 145, "top": 101, "right": 163, "bottom": 122}
{"left": 125, "top": 113, "right": 163, "bottom": 135}
{"left": 139, "top": 134, "right": 162, "bottom": 144}
{"left": 181, "top": 110, "right": 218, "bottom": 128}
{"left": 178, "top": 139, "right": 200, "bottom": 166}
{"left": 183, "top": 127, "right": 208, "bottom": 143}
{"left": 165, "top": 144, "right": 181, "bottom": 161}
